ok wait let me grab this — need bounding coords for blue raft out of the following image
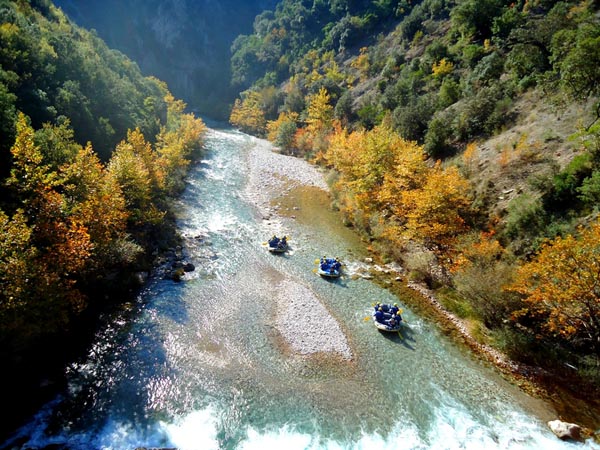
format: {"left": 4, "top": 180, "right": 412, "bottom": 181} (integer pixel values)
{"left": 267, "top": 235, "right": 289, "bottom": 253}
{"left": 372, "top": 302, "right": 403, "bottom": 332}
{"left": 317, "top": 257, "right": 342, "bottom": 278}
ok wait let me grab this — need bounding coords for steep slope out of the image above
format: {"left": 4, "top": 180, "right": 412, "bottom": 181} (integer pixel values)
{"left": 54, "top": 0, "right": 279, "bottom": 119}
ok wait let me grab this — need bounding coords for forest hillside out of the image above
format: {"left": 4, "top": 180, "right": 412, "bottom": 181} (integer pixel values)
{"left": 229, "top": 0, "right": 600, "bottom": 416}
{"left": 0, "top": 0, "right": 206, "bottom": 431}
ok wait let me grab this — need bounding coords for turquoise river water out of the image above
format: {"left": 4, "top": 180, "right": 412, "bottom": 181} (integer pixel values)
{"left": 4, "top": 126, "right": 599, "bottom": 450}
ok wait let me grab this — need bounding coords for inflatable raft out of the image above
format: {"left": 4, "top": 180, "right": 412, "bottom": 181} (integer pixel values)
{"left": 317, "top": 257, "right": 342, "bottom": 278}
{"left": 267, "top": 235, "right": 289, "bottom": 253}
{"left": 372, "top": 302, "right": 403, "bottom": 332}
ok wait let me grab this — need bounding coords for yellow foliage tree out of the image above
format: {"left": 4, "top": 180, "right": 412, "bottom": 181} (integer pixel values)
{"left": 401, "top": 164, "right": 471, "bottom": 248}
{"left": 306, "top": 87, "right": 333, "bottom": 132}
{"left": 432, "top": 58, "right": 454, "bottom": 78}
{"left": 305, "top": 87, "right": 334, "bottom": 152}
{"left": 156, "top": 113, "right": 206, "bottom": 194}
{"left": 326, "top": 124, "right": 471, "bottom": 251}
{"left": 351, "top": 47, "right": 370, "bottom": 81}
{"left": 229, "top": 91, "right": 266, "bottom": 136}
{"left": 107, "top": 136, "right": 162, "bottom": 227}
{"left": 508, "top": 219, "right": 600, "bottom": 353}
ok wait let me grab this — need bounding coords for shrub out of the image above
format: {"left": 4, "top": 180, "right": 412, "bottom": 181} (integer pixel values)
{"left": 578, "top": 170, "right": 600, "bottom": 209}
{"left": 501, "top": 193, "right": 548, "bottom": 254}
{"left": 437, "top": 77, "right": 461, "bottom": 109}
{"left": 424, "top": 111, "right": 454, "bottom": 158}
{"left": 392, "top": 95, "right": 435, "bottom": 142}
{"left": 453, "top": 85, "right": 506, "bottom": 141}
{"left": 543, "top": 152, "right": 593, "bottom": 212}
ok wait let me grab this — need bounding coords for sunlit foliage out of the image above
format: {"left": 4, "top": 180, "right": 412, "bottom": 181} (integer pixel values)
{"left": 326, "top": 125, "right": 471, "bottom": 251}
{"left": 305, "top": 87, "right": 334, "bottom": 152}
{"left": 509, "top": 219, "right": 600, "bottom": 354}
{"left": 266, "top": 111, "right": 299, "bottom": 153}
{"left": 229, "top": 90, "right": 267, "bottom": 136}
{"left": 0, "top": 0, "right": 212, "bottom": 392}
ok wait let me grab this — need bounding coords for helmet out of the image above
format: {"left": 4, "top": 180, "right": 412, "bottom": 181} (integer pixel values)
{"left": 378, "top": 307, "right": 383, "bottom": 311}
{"left": 394, "top": 303, "right": 398, "bottom": 306}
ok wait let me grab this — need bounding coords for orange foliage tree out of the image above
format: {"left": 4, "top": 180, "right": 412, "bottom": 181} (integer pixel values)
{"left": 60, "top": 143, "right": 132, "bottom": 270}
{"left": 508, "top": 219, "right": 600, "bottom": 353}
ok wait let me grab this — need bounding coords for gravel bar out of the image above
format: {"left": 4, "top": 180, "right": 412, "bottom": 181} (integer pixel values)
{"left": 243, "top": 138, "right": 352, "bottom": 360}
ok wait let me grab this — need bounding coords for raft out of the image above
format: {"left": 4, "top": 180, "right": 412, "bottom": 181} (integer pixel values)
{"left": 372, "top": 303, "right": 403, "bottom": 332}
{"left": 317, "top": 257, "right": 342, "bottom": 278}
{"left": 267, "top": 236, "right": 289, "bottom": 253}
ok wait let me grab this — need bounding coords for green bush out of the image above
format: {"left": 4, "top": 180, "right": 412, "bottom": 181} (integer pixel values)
{"left": 461, "top": 44, "right": 486, "bottom": 68}
{"left": 437, "top": 77, "right": 461, "bottom": 109}
{"left": 468, "top": 52, "right": 505, "bottom": 88}
{"left": 543, "top": 152, "right": 593, "bottom": 212}
{"left": 502, "top": 193, "right": 548, "bottom": 244}
{"left": 392, "top": 94, "right": 435, "bottom": 142}
{"left": 453, "top": 85, "right": 504, "bottom": 141}
{"left": 578, "top": 170, "right": 600, "bottom": 208}
{"left": 453, "top": 260, "right": 520, "bottom": 327}
{"left": 424, "top": 110, "right": 454, "bottom": 157}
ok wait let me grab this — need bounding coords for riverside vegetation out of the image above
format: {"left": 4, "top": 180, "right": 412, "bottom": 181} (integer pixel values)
{"left": 229, "top": 0, "right": 600, "bottom": 430}
{"left": 0, "top": 0, "right": 206, "bottom": 433}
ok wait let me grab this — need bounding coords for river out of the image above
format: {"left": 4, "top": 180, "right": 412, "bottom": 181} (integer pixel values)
{"left": 3, "top": 126, "right": 598, "bottom": 450}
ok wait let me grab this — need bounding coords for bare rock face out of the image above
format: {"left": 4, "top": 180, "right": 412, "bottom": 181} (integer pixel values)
{"left": 548, "top": 419, "right": 582, "bottom": 441}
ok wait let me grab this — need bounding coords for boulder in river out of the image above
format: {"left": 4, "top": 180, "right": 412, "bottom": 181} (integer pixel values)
{"left": 548, "top": 419, "right": 582, "bottom": 441}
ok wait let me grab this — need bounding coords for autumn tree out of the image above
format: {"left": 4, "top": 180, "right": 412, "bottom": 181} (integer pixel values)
{"left": 305, "top": 87, "right": 334, "bottom": 152}
{"left": 266, "top": 111, "right": 298, "bottom": 154}
{"left": 400, "top": 164, "right": 471, "bottom": 249}
{"left": 508, "top": 219, "right": 600, "bottom": 354}
{"left": 156, "top": 112, "right": 206, "bottom": 194}
{"left": 229, "top": 90, "right": 267, "bottom": 136}
{"left": 325, "top": 124, "right": 403, "bottom": 227}
{"left": 432, "top": 58, "right": 454, "bottom": 79}
{"left": 60, "top": 143, "right": 135, "bottom": 272}
{"left": 326, "top": 123, "right": 471, "bottom": 253}
{"left": 3, "top": 114, "right": 93, "bottom": 334}
{"left": 107, "top": 135, "right": 163, "bottom": 228}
